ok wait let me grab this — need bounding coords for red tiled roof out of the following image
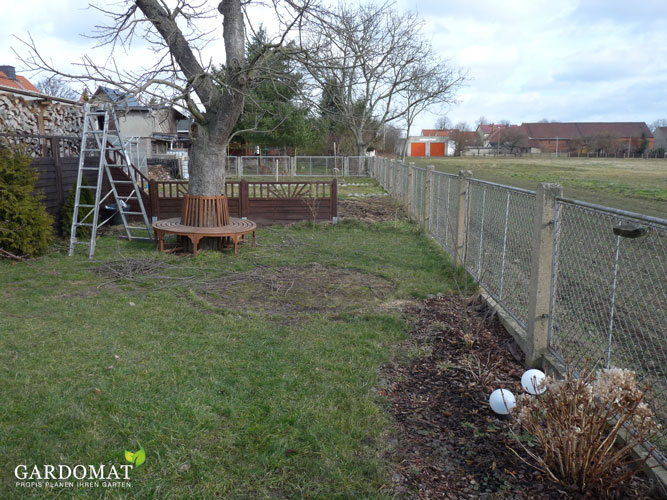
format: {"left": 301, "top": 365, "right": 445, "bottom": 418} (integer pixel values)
{"left": 478, "top": 124, "right": 509, "bottom": 134}
{"left": 421, "top": 129, "right": 451, "bottom": 137}
{"left": 486, "top": 125, "right": 522, "bottom": 143}
{"left": 0, "top": 71, "right": 40, "bottom": 93}
{"left": 521, "top": 122, "right": 652, "bottom": 139}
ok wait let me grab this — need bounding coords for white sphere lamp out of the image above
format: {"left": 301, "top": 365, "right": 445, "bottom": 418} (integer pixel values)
{"left": 521, "top": 369, "right": 546, "bottom": 395}
{"left": 489, "top": 388, "right": 516, "bottom": 415}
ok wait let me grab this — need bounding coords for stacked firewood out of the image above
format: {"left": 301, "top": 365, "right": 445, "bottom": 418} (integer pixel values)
{"left": 0, "top": 93, "right": 83, "bottom": 137}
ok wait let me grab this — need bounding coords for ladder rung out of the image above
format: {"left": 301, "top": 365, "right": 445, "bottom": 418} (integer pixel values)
{"left": 126, "top": 226, "right": 150, "bottom": 230}
{"left": 111, "top": 180, "right": 134, "bottom": 184}
{"left": 81, "top": 149, "right": 101, "bottom": 153}
{"left": 78, "top": 204, "right": 95, "bottom": 208}
{"left": 119, "top": 236, "right": 153, "bottom": 242}
{"left": 121, "top": 211, "right": 144, "bottom": 215}
{"left": 75, "top": 223, "right": 94, "bottom": 227}
{"left": 79, "top": 186, "right": 97, "bottom": 189}
{"left": 81, "top": 167, "right": 99, "bottom": 171}
{"left": 72, "top": 241, "right": 91, "bottom": 246}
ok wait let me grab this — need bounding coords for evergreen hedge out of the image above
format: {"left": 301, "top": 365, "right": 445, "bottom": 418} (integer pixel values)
{"left": 0, "top": 147, "right": 53, "bottom": 257}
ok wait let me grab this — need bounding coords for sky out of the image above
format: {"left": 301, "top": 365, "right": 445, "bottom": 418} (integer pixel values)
{"left": 2, "top": 0, "right": 666, "bottom": 135}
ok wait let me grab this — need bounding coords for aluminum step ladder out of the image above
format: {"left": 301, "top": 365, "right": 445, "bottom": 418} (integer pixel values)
{"left": 68, "top": 103, "right": 153, "bottom": 258}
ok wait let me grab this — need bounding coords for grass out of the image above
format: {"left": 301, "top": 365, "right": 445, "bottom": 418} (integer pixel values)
{"left": 0, "top": 219, "right": 466, "bottom": 499}
{"left": 410, "top": 157, "right": 667, "bottom": 218}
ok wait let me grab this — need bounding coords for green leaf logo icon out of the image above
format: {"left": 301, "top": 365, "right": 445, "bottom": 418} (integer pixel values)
{"left": 124, "top": 447, "right": 146, "bottom": 467}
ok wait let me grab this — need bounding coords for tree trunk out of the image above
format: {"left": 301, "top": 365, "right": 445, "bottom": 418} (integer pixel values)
{"left": 188, "top": 122, "right": 227, "bottom": 196}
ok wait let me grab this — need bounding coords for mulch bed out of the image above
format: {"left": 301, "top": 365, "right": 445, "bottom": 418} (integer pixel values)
{"left": 383, "top": 294, "right": 658, "bottom": 499}
{"left": 338, "top": 196, "right": 409, "bottom": 223}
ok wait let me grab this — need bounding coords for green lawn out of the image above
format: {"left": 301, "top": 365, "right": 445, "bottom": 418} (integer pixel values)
{"left": 410, "top": 157, "right": 667, "bottom": 218}
{"left": 0, "top": 219, "right": 466, "bottom": 499}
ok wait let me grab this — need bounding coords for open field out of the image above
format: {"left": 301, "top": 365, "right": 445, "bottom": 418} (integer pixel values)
{"left": 0, "top": 219, "right": 466, "bottom": 499}
{"left": 411, "top": 157, "right": 667, "bottom": 218}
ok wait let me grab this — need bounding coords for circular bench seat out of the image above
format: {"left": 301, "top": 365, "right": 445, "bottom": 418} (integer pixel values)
{"left": 153, "top": 217, "right": 256, "bottom": 256}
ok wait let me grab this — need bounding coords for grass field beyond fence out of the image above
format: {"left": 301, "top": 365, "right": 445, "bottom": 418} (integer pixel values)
{"left": 411, "top": 157, "right": 667, "bottom": 218}
{"left": 0, "top": 219, "right": 466, "bottom": 499}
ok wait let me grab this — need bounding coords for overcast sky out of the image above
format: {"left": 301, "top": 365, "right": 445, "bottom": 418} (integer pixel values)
{"left": 2, "top": 0, "right": 666, "bottom": 134}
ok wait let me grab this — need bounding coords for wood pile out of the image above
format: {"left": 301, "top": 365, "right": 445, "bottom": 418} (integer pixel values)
{"left": 0, "top": 93, "right": 83, "bottom": 136}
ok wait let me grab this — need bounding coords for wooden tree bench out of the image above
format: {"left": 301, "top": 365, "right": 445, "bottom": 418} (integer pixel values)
{"left": 152, "top": 194, "right": 256, "bottom": 256}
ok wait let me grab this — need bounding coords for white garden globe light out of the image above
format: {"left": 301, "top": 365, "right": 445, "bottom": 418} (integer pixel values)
{"left": 489, "top": 388, "right": 516, "bottom": 415}
{"left": 521, "top": 369, "right": 546, "bottom": 395}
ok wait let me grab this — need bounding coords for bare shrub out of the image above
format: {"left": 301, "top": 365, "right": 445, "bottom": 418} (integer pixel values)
{"left": 511, "top": 366, "right": 659, "bottom": 494}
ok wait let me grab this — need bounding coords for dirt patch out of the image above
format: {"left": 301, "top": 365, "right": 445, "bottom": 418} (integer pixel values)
{"left": 339, "top": 197, "right": 409, "bottom": 224}
{"left": 199, "top": 263, "right": 395, "bottom": 316}
{"left": 384, "top": 295, "right": 658, "bottom": 499}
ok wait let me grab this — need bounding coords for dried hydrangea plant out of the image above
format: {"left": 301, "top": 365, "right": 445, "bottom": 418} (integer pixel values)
{"left": 510, "top": 366, "right": 659, "bottom": 494}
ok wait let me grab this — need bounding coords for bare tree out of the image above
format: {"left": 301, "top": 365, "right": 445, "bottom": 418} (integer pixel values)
{"left": 500, "top": 126, "right": 529, "bottom": 154}
{"left": 475, "top": 116, "right": 488, "bottom": 127}
{"left": 35, "top": 76, "right": 79, "bottom": 100}
{"left": 650, "top": 119, "right": 667, "bottom": 132}
{"left": 400, "top": 64, "right": 465, "bottom": 160}
{"left": 435, "top": 116, "right": 452, "bottom": 130}
{"left": 451, "top": 122, "right": 474, "bottom": 156}
{"left": 297, "top": 2, "right": 463, "bottom": 156}
{"left": 17, "top": 0, "right": 311, "bottom": 196}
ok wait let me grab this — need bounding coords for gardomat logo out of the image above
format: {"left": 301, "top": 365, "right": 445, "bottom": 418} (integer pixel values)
{"left": 124, "top": 447, "right": 146, "bottom": 467}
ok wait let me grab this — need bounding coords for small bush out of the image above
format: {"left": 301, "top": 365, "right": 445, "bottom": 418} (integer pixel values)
{"left": 0, "top": 147, "right": 53, "bottom": 258}
{"left": 511, "top": 366, "right": 658, "bottom": 494}
{"left": 61, "top": 176, "right": 95, "bottom": 238}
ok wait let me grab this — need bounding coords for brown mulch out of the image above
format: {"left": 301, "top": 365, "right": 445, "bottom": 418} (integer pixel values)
{"left": 338, "top": 196, "right": 409, "bottom": 223}
{"left": 383, "top": 294, "right": 659, "bottom": 499}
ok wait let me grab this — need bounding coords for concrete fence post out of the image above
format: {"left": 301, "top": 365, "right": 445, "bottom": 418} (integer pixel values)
{"left": 238, "top": 157, "right": 244, "bottom": 178}
{"left": 424, "top": 165, "right": 434, "bottom": 231}
{"left": 408, "top": 162, "right": 415, "bottom": 216}
{"left": 389, "top": 159, "right": 395, "bottom": 194}
{"left": 454, "top": 170, "right": 472, "bottom": 266}
{"left": 526, "top": 182, "right": 562, "bottom": 367}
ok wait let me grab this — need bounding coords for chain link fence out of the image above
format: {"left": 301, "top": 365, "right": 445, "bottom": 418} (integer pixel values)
{"left": 240, "top": 156, "right": 291, "bottom": 176}
{"left": 549, "top": 200, "right": 667, "bottom": 435}
{"left": 429, "top": 171, "right": 459, "bottom": 254}
{"left": 293, "top": 156, "right": 344, "bottom": 176}
{"left": 464, "top": 180, "right": 536, "bottom": 328}
{"left": 372, "top": 157, "right": 667, "bottom": 458}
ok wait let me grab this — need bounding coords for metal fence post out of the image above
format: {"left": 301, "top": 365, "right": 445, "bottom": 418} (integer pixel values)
{"left": 454, "top": 170, "right": 472, "bottom": 266}
{"left": 424, "top": 165, "right": 434, "bottom": 231}
{"left": 526, "top": 182, "right": 562, "bottom": 367}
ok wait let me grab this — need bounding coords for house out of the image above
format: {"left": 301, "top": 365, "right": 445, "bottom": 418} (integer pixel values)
{"left": 520, "top": 122, "right": 654, "bottom": 154}
{"left": 653, "top": 127, "right": 667, "bottom": 151}
{"left": 475, "top": 123, "right": 511, "bottom": 146}
{"left": 484, "top": 125, "right": 531, "bottom": 154}
{"left": 90, "top": 87, "right": 187, "bottom": 158}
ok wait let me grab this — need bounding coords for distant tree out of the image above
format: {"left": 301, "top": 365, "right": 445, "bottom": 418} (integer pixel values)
{"left": 435, "top": 116, "right": 452, "bottom": 130}
{"left": 380, "top": 124, "right": 402, "bottom": 154}
{"left": 591, "top": 133, "right": 620, "bottom": 155}
{"left": 298, "top": 2, "right": 464, "bottom": 156}
{"left": 650, "top": 119, "right": 667, "bottom": 132}
{"left": 498, "top": 119, "right": 511, "bottom": 126}
{"left": 475, "top": 116, "right": 488, "bottom": 127}
{"left": 538, "top": 118, "right": 550, "bottom": 123}
{"left": 35, "top": 76, "right": 78, "bottom": 100}
{"left": 639, "top": 132, "right": 649, "bottom": 154}
{"left": 451, "top": 122, "right": 474, "bottom": 156}
{"left": 500, "top": 126, "right": 529, "bottom": 153}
